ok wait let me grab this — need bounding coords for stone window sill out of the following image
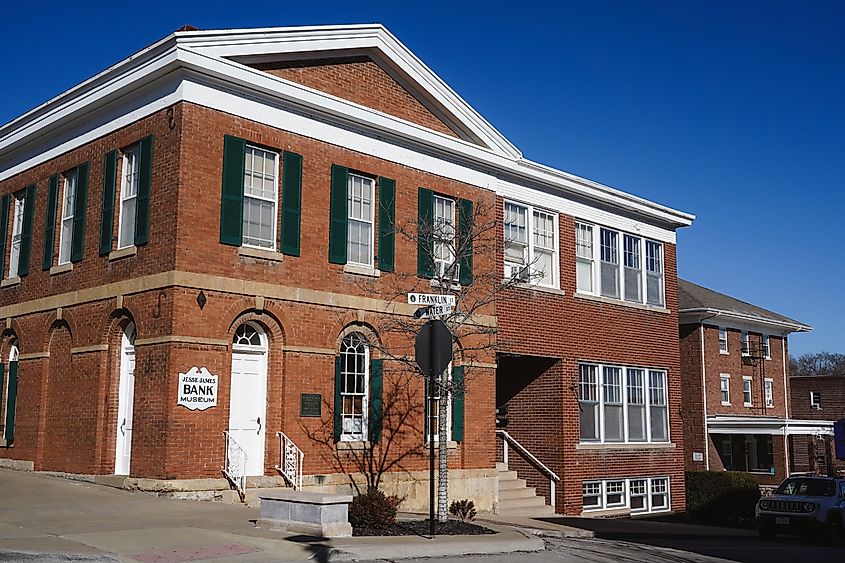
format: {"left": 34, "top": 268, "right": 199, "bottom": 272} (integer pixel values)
{"left": 573, "top": 292, "right": 671, "bottom": 314}
{"left": 430, "top": 279, "right": 461, "bottom": 291}
{"left": 109, "top": 246, "right": 137, "bottom": 261}
{"left": 343, "top": 263, "right": 380, "bottom": 278}
{"left": 336, "top": 440, "right": 371, "bottom": 451}
{"left": 576, "top": 442, "right": 676, "bottom": 451}
{"left": 1, "top": 276, "right": 21, "bottom": 288}
{"left": 50, "top": 263, "right": 73, "bottom": 276}
{"left": 424, "top": 440, "right": 458, "bottom": 450}
{"left": 239, "top": 246, "right": 283, "bottom": 262}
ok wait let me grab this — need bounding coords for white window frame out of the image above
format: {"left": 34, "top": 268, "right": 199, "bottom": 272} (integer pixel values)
{"left": 425, "top": 363, "right": 452, "bottom": 443}
{"left": 762, "top": 335, "right": 771, "bottom": 360}
{"left": 810, "top": 390, "right": 821, "bottom": 410}
{"left": 339, "top": 333, "right": 370, "bottom": 442}
{"left": 578, "top": 364, "right": 600, "bottom": 442}
{"left": 346, "top": 173, "right": 375, "bottom": 267}
{"left": 575, "top": 221, "right": 665, "bottom": 307}
{"left": 599, "top": 228, "right": 619, "bottom": 299}
{"left": 741, "top": 331, "right": 750, "bottom": 356}
{"left": 117, "top": 144, "right": 140, "bottom": 250}
{"left": 579, "top": 363, "right": 670, "bottom": 445}
{"left": 582, "top": 477, "right": 671, "bottom": 514}
{"left": 432, "top": 195, "right": 457, "bottom": 282}
{"left": 718, "top": 328, "right": 729, "bottom": 354}
{"left": 8, "top": 193, "right": 25, "bottom": 278}
{"left": 503, "top": 200, "right": 558, "bottom": 288}
{"left": 58, "top": 169, "right": 78, "bottom": 265}
{"left": 764, "top": 378, "right": 774, "bottom": 408}
{"left": 720, "top": 374, "right": 731, "bottom": 406}
{"left": 241, "top": 144, "right": 279, "bottom": 251}
{"left": 742, "top": 376, "right": 753, "bottom": 407}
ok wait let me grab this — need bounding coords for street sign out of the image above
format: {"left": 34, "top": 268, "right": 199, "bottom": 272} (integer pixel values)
{"left": 407, "top": 293, "right": 456, "bottom": 307}
{"left": 414, "top": 319, "right": 453, "bottom": 380}
{"left": 413, "top": 304, "right": 453, "bottom": 319}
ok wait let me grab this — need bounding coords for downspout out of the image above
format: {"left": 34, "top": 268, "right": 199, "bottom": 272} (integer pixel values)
{"left": 699, "top": 312, "right": 721, "bottom": 471}
{"left": 782, "top": 332, "right": 790, "bottom": 476}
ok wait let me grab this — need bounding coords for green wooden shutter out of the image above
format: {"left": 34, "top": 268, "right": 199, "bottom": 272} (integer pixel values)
{"left": 424, "top": 375, "right": 431, "bottom": 440}
{"left": 377, "top": 177, "right": 395, "bottom": 272}
{"left": 220, "top": 135, "right": 246, "bottom": 246}
{"left": 71, "top": 162, "right": 89, "bottom": 263}
{"left": 4, "top": 361, "right": 17, "bottom": 443}
{"left": 417, "top": 187, "right": 434, "bottom": 278}
{"left": 134, "top": 136, "right": 154, "bottom": 246}
{"left": 333, "top": 355, "right": 343, "bottom": 443}
{"left": 369, "top": 359, "right": 383, "bottom": 443}
{"left": 0, "top": 364, "right": 4, "bottom": 439}
{"left": 280, "top": 151, "right": 303, "bottom": 256}
{"left": 42, "top": 175, "right": 59, "bottom": 271}
{"left": 328, "top": 164, "right": 348, "bottom": 264}
{"left": 458, "top": 198, "right": 473, "bottom": 285}
{"left": 100, "top": 150, "right": 118, "bottom": 256}
{"left": 18, "top": 185, "right": 36, "bottom": 277}
{"left": 451, "top": 365, "right": 465, "bottom": 442}
{"left": 0, "top": 194, "right": 8, "bottom": 275}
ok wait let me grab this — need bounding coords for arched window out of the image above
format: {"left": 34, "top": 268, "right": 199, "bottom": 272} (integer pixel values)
{"left": 233, "top": 322, "right": 265, "bottom": 350}
{"left": 3, "top": 341, "right": 19, "bottom": 443}
{"left": 339, "top": 333, "right": 369, "bottom": 441}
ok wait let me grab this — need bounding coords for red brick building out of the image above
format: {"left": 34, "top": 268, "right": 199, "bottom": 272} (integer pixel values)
{"left": 789, "top": 374, "right": 844, "bottom": 476}
{"left": 0, "top": 25, "right": 694, "bottom": 514}
{"left": 678, "top": 279, "right": 832, "bottom": 488}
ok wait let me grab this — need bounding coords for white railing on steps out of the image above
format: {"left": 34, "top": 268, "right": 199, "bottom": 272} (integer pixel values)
{"left": 222, "top": 431, "right": 247, "bottom": 501}
{"left": 275, "top": 432, "right": 304, "bottom": 490}
{"left": 496, "top": 429, "right": 560, "bottom": 511}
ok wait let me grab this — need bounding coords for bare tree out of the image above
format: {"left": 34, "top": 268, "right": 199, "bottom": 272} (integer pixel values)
{"left": 790, "top": 352, "right": 845, "bottom": 377}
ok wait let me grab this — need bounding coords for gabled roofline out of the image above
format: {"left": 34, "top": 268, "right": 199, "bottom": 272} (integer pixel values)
{"left": 0, "top": 24, "right": 695, "bottom": 229}
{"left": 679, "top": 307, "right": 812, "bottom": 333}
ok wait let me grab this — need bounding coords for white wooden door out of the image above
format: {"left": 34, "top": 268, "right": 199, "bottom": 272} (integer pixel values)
{"left": 228, "top": 350, "right": 267, "bottom": 476}
{"left": 115, "top": 325, "right": 136, "bottom": 475}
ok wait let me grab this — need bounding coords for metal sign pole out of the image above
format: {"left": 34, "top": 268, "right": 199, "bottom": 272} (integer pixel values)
{"left": 428, "top": 320, "right": 436, "bottom": 537}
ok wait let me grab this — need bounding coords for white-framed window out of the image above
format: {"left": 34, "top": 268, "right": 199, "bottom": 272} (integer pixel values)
{"left": 346, "top": 173, "right": 374, "bottom": 266}
{"left": 241, "top": 144, "right": 279, "bottom": 250}
{"left": 578, "top": 364, "right": 599, "bottom": 442}
{"left": 8, "top": 193, "right": 25, "bottom": 278}
{"left": 718, "top": 328, "right": 729, "bottom": 354}
{"left": 764, "top": 378, "right": 774, "bottom": 408}
{"left": 762, "top": 335, "right": 771, "bottom": 359}
{"left": 118, "top": 144, "right": 140, "bottom": 249}
{"left": 58, "top": 169, "right": 78, "bottom": 265}
{"left": 583, "top": 477, "right": 671, "bottom": 514}
{"left": 575, "top": 223, "right": 594, "bottom": 292}
{"left": 623, "top": 235, "right": 642, "bottom": 303}
{"left": 645, "top": 240, "right": 664, "bottom": 306}
{"left": 579, "top": 363, "right": 670, "bottom": 444}
{"left": 503, "top": 201, "right": 558, "bottom": 288}
{"left": 720, "top": 374, "right": 731, "bottom": 405}
{"left": 810, "top": 391, "right": 822, "bottom": 410}
{"left": 425, "top": 363, "right": 452, "bottom": 442}
{"left": 599, "top": 228, "right": 619, "bottom": 298}
{"left": 433, "top": 195, "right": 456, "bottom": 281}
{"left": 741, "top": 331, "right": 750, "bottom": 356}
{"left": 340, "top": 333, "right": 369, "bottom": 441}
{"left": 576, "top": 222, "right": 665, "bottom": 307}
{"left": 742, "top": 376, "right": 753, "bottom": 406}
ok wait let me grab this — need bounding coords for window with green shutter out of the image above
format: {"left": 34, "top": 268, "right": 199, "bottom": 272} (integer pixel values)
{"left": 369, "top": 359, "right": 383, "bottom": 443}
{"left": 70, "top": 162, "right": 89, "bottom": 263}
{"left": 16, "top": 185, "right": 36, "bottom": 277}
{"left": 42, "top": 175, "right": 59, "bottom": 270}
{"left": 417, "top": 187, "right": 434, "bottom": 278}
{"left": 5, "top": 346, "right": 18, "bottom": 443}
{"left": 458, "top": 198, "right": 473, "bottom": 285}
{"left": 134, "top": 136, "right": 154, "bottom": 246}
{"left": 100, "top": 150, "right": 118, "bottom": 255}
{"left": 280, "top": 151, "right": 303, "bottom": 256}
{"left": 377, "top": 177, "right": 395, "bottom": 272}
{"left": 328, "top": 165, "right": 348, "bottom": 264}
{"left": 451, "top": 365, "right": 465, "bottom": 442}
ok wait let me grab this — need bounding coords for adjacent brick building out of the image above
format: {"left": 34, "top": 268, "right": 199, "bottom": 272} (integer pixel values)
{"left": 0, "top": 24, "right": 694, "bottom": 514}
{"left": 790, "top": 374, "right": 844, "bottom": 476}
{"left": 678, "top": 279, "right": 832, "bottom": 488}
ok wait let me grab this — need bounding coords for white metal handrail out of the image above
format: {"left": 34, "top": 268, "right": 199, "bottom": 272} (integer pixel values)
{"left": 222, "top": 431, "right": 247, "bottom": 501}
{"left": 275, "top": 432, "right": 304, "bottom": 490}
{"left": 496, "top": 429, "right": 560, "bottom": 511}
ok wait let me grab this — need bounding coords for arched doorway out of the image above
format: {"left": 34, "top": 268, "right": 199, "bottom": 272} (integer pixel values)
{"left": 228, "top": 322, "right": 268, "bottom": 476}
{"left": 115, "top": 323, "right": 135, "bottom": 475}
{"left": 4, "top": 342, "right": 19, "bottom": 443}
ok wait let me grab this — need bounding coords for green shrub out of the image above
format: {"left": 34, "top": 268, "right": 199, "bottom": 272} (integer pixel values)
{"left": 348, "top": 489, "right": 400, "bottom": 529}
{"left": 685, "top": 471, "right": 761, "bottom": 527}
{"left": 449, "top": 499, "right": 477, "bottom": 522}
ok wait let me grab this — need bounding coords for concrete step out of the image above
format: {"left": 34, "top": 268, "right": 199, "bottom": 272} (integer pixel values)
{"left": 498, "top": 504, "right": 557, "bottom": 517}
{"left": 498, "top": 486, "right": 538, "bottom": 501}
{"left": 496, "top": 470, "right": 519, "bottom": 481}
{"left": 496, "top": 462, "right": 508, "bottom": 472}
{"left": 498, "top": 495, "right": 549, "bottom": 511}
{"left": 497, "top": 478, "right": 527, "bottom": 491}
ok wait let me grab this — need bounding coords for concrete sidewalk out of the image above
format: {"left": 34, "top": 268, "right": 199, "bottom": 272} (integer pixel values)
{"left": 0, "top": 469, "right": 543, "bottom": 562}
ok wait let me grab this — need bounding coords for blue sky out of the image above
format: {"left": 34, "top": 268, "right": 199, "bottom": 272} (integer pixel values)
{"left": 1, "top": 1, "right": 841, "bottom": 355}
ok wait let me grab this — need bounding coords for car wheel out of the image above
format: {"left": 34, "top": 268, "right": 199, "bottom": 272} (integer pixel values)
{"left": 828, "top": 519, "right": 843, "bottom": 546}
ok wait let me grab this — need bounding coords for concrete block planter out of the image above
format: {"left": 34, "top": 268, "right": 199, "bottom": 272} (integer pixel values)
{"left": 258, "top": 490, "right": 353, "bottom": 538}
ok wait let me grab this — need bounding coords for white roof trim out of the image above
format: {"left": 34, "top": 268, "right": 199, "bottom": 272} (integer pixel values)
{"left": 0, "top": 24, "right": 695, "bottom": 229}
{"left": 679, "top": 308, "right": 812, "bottom": 334}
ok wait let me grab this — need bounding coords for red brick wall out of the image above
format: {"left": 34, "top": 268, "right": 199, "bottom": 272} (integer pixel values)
{"left": 253, "top": 57, "right": 461, "bottom": 139}
{"left": 495, "top": 198, "right": 686, "bottom": 514}
{"left": 789, "top": 375, "right": 845, "bottom": 475}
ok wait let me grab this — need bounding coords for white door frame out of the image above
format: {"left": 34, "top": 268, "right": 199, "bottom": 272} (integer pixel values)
{"left": 115, "top": 323, "right": 136, "bottom": 475}
{"left": 228, "top": 322, "right": 269, "bottom": 476}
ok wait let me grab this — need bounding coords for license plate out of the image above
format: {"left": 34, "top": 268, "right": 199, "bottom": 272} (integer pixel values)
{"left": 775, "top": 517, "right": 789, "bottom": 525}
